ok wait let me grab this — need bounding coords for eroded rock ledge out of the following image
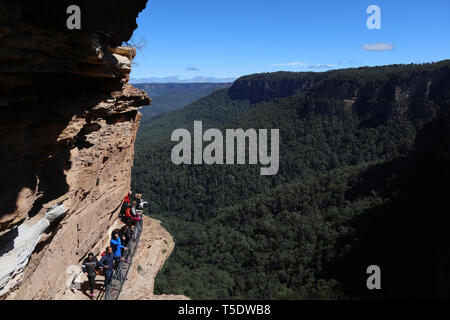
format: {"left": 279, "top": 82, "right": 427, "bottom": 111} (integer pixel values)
{"left": 0, "top": 0, "right": 152, "bottom": 299}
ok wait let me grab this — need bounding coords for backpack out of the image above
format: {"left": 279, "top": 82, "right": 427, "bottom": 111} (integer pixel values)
{"left": 121, "top": 201, "right": 129, "bottom": 214}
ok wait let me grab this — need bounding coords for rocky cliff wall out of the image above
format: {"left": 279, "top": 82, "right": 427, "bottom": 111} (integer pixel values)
{"left": 0, "top": 0, "right": 151, "bottom": 299}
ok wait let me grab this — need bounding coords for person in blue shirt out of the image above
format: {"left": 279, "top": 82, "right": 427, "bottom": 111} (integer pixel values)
{"left": 110, "top": 232, "right": 127, "bottom": 257}
{"left": 98, "top": 246, "right": 123, "bottom": 287}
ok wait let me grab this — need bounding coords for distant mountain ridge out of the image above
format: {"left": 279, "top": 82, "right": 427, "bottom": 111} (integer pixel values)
{"left": 131, "top": 76, "right": 237, "bottom": 83}
{"left": 134, "top": 83, "right": 232, "bottom": 96}
{"left": 134, "top": 82, "right": 232, "bottom": 120}
{"left": 228, "top": 61, "right": 450, "bottom": 103}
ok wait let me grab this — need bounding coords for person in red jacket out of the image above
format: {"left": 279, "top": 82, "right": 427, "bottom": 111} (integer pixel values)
{"left": 120, "top": 191, "right": 133, "bottom": 219}
{"left": 123, "top": 206, "right": 132, "bottom": 226}
{"left": 123, "top": 191, "right": 132, "bottom": 204}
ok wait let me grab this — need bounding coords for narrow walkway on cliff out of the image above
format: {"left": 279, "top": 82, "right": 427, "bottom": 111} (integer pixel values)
{"left": 64, "top": 193, "right": 146, "bottom": 300}
{"left": 94, "top": 193, "right": 145, "bottom": 300}
{"left": 104, "top": 218, "right": 143, "bottom": 300}
{"left": 64, "top": 193, "right": 188, "bottom": 300}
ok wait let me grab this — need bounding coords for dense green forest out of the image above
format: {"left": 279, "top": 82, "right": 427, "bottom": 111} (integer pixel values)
{"left": 132, "top": 60, "right": 450, "bottom": 299}
{"left": 133, "top": 83, "right": 231, "bottom": 120}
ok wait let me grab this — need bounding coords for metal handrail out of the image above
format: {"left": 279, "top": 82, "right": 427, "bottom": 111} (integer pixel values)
{"left": 104, "top": 218, "right": 143, "bottom": 300}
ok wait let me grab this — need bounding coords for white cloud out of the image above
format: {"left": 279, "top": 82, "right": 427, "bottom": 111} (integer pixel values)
{"left": 307, "top": 64, "right": 336, "bottom": 69}
{"left": 361, "top": 43, "right": 394, "bottom": 51}
{"left": 271, "top": 61, "right": 336, "bottom": 70}
{"left": 271, "top": 61, "right": 305, "bottom": 67}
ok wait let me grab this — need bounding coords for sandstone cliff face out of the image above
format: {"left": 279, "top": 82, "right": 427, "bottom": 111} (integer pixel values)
{"left": 0, "top": 0, "right": 151, "bottom": 298}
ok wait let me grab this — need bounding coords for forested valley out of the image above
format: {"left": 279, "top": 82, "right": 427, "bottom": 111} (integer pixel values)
{"left": 132, "top": 60, "right": 450, "bottom": 299}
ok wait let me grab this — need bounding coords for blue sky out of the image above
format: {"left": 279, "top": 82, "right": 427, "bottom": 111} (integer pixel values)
{"left": 129, "top": 0, "right": 450, "bottom": 81}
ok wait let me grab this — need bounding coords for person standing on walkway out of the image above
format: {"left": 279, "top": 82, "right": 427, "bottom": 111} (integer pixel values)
{"left": 110, "top": 232, "right": 127, "bottom": 257}
{"left": 82, "top": 252, "right": 99, "bottom": 299}
{"left": 98, "top": 246, "right": 123, "bottom": 289}
{"left": 131, "top": 201, "right": 142, "bottom": 226}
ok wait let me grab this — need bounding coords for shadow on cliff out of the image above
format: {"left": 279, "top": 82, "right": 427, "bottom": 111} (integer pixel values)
{"left": 0, "top": 227, "right": 19, "bottom": 256}
{"left": 0, "top": 0, "right": 150, "bottom": 229}
{"left": 327, "top": 114, "right": 450, "bottom": 299}
{"left": 0, "top": 87, "right": 118, "bottom": 228}
{"left": 79, "top": 278, "right": 105, "bottom": 300}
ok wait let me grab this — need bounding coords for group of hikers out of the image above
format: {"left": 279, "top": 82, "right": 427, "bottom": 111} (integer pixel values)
{"left": 81, "top": 191, "right": 147, "bottom": 299}
{"left": 121, "top": 191, "right": 147, "bottom": 226}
